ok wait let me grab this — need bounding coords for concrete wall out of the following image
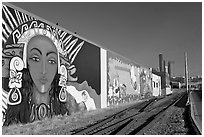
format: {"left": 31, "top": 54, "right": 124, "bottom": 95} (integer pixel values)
{"left": 2, "top": 3, "right": 156, "bottom": 121}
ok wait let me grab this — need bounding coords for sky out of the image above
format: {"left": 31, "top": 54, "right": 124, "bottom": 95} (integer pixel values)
{"left": 11, "top": 2, "right": 202, "bottom": 77}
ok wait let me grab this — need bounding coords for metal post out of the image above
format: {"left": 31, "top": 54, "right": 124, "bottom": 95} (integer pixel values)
{"left": 185, "top": 52, "right": 189, "bottom": 91}
{"left": 185, "top": 52, "right": 190, "bottom": 105}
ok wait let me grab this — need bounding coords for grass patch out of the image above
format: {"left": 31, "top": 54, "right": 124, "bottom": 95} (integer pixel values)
{"left": 2, "top": 100, "right": 143, "bottom": 135}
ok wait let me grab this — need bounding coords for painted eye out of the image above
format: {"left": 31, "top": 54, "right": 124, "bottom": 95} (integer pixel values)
{"left": 48, "top": 59, "right": 56, "bottom": 64}
{"left": 30, "top": 56, "right": 40, "bottom": 62}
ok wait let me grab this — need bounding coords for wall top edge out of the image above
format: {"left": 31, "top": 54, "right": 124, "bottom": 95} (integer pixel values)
{"left": 3, "top": 2, "right": 149, "bottom": 70}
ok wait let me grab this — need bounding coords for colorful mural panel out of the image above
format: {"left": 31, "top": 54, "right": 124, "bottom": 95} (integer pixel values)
{"left": 2, "top": 4, "right": 100, "bottom": 125}
{"left": 107, "top": 52, "right": 141, "bottom": 106}
{"left": 139, "top": 67, "right": 153, "bottom": 98}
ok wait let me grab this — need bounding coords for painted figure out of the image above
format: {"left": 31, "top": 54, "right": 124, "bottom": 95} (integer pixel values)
{"left": 64, "top": 84, "right": 96, "bottom": 113}
{"left": 3, "top": 35, "right": 68, "bottom": 126}
{"left": 82, "top": 90, "right": 96, "bottom": 111}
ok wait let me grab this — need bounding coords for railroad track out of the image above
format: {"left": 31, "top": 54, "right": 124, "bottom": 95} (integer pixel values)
{"left": 71, "top": 92, "right": 186, "bottom": 135}
{"left": 71, "top": 97, "right": 158, "bottom": 134}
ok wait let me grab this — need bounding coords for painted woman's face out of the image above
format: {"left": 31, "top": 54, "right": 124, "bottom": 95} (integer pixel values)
{"left": 27, "top": 35, "right": 58, "bottom": 94}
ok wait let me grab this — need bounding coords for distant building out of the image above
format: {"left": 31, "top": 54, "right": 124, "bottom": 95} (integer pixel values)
{"left": 152, "top": 73, "right": 161, "bottom": 96}
{"left": 151, "top": 53, "right": 172, "bottom": 95}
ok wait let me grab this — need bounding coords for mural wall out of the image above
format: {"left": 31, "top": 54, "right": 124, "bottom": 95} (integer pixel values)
{"left": 2, "top": 3, "right": 100, "bottom": 125}
{"left": 107, "top": 52, "right": 152, "bottom": 106}
{"left": 2, "top": 3, "right": 156, "bottom": 126}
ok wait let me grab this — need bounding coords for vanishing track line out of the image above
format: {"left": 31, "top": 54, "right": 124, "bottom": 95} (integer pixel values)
{"left": 71, "top": 97, "right": 158, "bottom": 135}
{"left": 72, "top": 92, "right": 186, "bottom": 135}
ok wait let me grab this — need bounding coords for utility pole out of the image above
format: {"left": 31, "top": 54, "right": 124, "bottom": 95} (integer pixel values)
{"left": 185, "top": 52, "right": 189, "bottom": 91}
{"left": 185, "top": 52, "right": 190, "bottom": 105}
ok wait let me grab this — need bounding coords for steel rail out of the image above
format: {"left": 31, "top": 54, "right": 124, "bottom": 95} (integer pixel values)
{"left": 75, "top": 92, "right": 185, "bottom": 135}
{"left": 71, "top": 97, "right": 157, "bottom": 135}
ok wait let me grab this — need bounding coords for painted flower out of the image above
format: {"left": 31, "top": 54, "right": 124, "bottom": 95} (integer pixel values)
{"left": 9, "top": 70, "right": 22, "bottom": 88}
{"left": 59, "top": 76, "right": 67, "bottom": 87}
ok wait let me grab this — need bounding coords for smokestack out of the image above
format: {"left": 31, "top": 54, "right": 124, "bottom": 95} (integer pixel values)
{"left": 168, "top": 61, "right": 171, "bottom": 78}
{"left": 163, "top": 60, "right": 166, "bottom": 73}
{"left": 163, "top": 60, "right": 166, "bottom": 92}
{"left": 159, "top": 53, "right": 163, "bottom": 72}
